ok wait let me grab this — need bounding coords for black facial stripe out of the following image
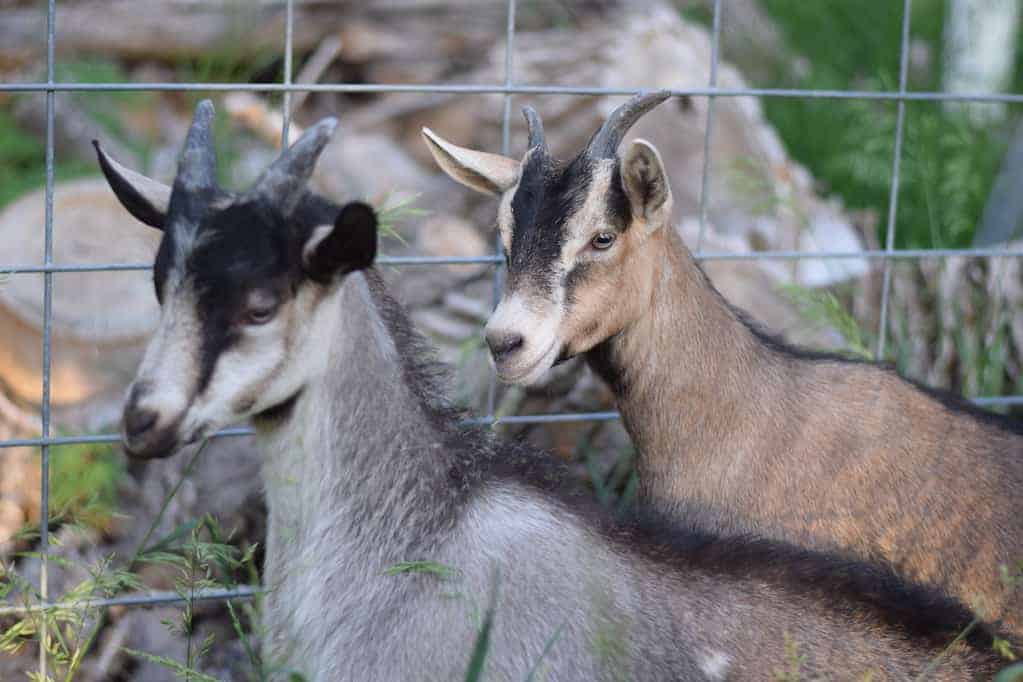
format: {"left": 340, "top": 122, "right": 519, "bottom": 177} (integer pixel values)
{"left": 153, "top": 231, "right": 175, "bottom": 304}
{"left": 508, "top": 152, "right": 593, "bottom": 294}
{"left": 187, "top": 200, "right": 302, "bottom": 395}
{"left": 562, "top": 261, "right": 594, "bottom": 309}
{"left": 608, "top": 163, "right": 632, "bottom": 231}
{"left": 195, "top": 297, "right": 241, "bottom": 396}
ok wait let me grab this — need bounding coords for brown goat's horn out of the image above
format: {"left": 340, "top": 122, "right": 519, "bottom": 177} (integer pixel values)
{"left": 585, "top": 90, "right": 672, "bottom": 159}
{"left": 175, "top": 99, "right": 218, "bottom": 191}
{"left": 522, "top": 105, "right": 547, "bottom": 154}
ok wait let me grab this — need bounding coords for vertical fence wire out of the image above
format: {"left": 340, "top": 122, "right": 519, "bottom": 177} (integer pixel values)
{"left": 37, "top": 0, "right": 58, "bottom": 675}
{"left": 6, "top": 2, "right": 1022, "bottom": 674}
{"left": 487, "top": 0, "right": 517, "bottom": 419}
{"left": 281, "top": 0, "right": 295, "bottom": 146}
{"left": 695, "top": 0, "right": 722, "bottom": 254}
{"left": 875, "top": 0, "right": 914, "bottom": 360}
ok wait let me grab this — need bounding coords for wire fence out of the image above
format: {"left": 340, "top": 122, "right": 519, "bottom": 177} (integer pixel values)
{"left": 2, "top": 0, "right": 1023, "bottom": 675}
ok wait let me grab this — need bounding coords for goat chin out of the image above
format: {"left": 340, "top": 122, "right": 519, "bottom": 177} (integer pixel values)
{"left": 495, "top": 341, "right": 560, "bottom": 385}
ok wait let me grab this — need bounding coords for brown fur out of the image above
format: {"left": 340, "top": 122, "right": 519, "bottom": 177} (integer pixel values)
{"left": 589, "top": 225, "right": 1023, "bottom": 637}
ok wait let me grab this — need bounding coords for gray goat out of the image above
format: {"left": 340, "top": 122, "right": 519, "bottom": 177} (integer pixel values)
{"left": 422, "top": 91, "right": 1023, "bottom": 637}
{"left": 96, "top": 100, "right": 1006, "bottom": 680}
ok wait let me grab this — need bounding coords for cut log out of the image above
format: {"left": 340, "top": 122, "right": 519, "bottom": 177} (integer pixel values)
{"left": 0, "top": 2, "right": 340, "bottom": 65}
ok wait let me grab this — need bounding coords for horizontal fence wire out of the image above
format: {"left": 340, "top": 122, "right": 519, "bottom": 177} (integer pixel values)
{"left": 1, "top": 246, "right": 1023, "bottom": 275}
{"left": 2, "top": 1, "right": 1022, "bottom": 673}
{"left": 7, "top": 81, "right": 1023, "bottom": 102}
{"left": 0, "top": 586, "right": 261, "bottom": 617}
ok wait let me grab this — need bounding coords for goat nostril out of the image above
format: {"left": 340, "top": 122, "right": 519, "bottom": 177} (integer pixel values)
{"left": 124, "top": 408, "right": 158, "bottom": 440}
{"left": 486, "top": 332, "right": 525, "bottom": 360}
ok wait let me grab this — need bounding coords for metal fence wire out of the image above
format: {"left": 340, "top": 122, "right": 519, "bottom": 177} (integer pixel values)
{"left": 2, "top": 0, "right": 1023, "bottom": 675}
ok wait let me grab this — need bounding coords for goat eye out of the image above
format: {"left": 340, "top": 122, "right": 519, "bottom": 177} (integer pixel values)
{"left": 590, "top": 232, "right": 616, "bottom": 250}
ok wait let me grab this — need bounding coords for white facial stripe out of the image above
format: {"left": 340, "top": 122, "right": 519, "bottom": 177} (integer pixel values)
{"left": 486, "top": 161, "right": 618, "bottom": 386}
{"left": 497, "top": 186, "right": 516, "bottom": 255}
{"left": 133, "top": 284, "right": 202, "bottom": 424}
{"left": 486, "top": 291, "right": 562, "bottom": 385}
{"left": 178, "top": 280, "right": 341, "bottom": 439}
{"left": 183, "top": 319, "right": 289, "bottom": 433}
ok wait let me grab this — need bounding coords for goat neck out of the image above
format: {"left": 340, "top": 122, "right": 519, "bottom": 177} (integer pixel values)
{"left": 587, "top": 226, "right": 780, "bottom": 519}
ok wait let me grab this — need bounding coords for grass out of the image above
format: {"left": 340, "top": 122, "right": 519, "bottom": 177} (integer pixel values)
{"left": 779, "top": 282, "right": 872, "bottom": 359}
{"left": 0, "top": 58, "right": 159, "bottom": 211}
{"left": 384, "top": 560, "right": 460, "bottom": 580}
{"left": 47, "top": 440, "right": 124, "bottom": 534}
{"left": 0, "top": 108, "right": 93, "bottom": 211}
{"left": 725, "top": 1, "right": 1022, "bottom": 250}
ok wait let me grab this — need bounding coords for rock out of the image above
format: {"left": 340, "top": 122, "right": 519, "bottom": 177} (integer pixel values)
{"left": 413, "top": 215, "right": 491, "bottom": 276}
{"left": 0, "top": 178, "right": 160, "bottom": 422}
{"left": 380, "top": 2, "right": 866, "bottom": 291}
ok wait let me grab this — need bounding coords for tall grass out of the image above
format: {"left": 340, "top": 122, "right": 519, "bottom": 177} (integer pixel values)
{"left": 754, "top": 1, "right": 1018, "bottom": 250}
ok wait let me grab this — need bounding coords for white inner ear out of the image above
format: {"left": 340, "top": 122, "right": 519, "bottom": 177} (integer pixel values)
{"left": 102, "top": 149, "right": 172, "bottom": 213}
{"left": 421, "top": 127, "right": 519, "bottom": 195}
{"left": 302, "top": 224, "right": 334, "bottom": 267}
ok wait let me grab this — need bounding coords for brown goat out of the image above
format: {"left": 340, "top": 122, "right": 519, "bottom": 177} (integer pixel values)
{"left": 423, "top": 92, "right": 1023, "bottom": 637}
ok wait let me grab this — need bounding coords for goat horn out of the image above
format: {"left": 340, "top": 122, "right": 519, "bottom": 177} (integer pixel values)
{"left": 585, "top": 90, "right": 672, "bottom": 159}
{"left": 253, "top": 117, "right": 339, "bottom": 214}
{"left": 522, "top": 105, "right": 547, "bottom": 154}
{"left": 175, "top": 99, "right": 218, "bottom": 192}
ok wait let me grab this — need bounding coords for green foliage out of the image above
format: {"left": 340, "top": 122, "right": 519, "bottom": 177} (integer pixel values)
{"left": 756, "top": 1, "right": 1017, "bottom": 249}
{"left": 575, "top": 419, "right": 637, "bottom": 515}
{"left": 384, "top": 560, "right": 460, "bottom": 580}
{"left": 128, "top": 514, "right": 259, "bottom": 681}
{"left": 996, "top": 663, "right": 1023, "bottom": 682}
{"left": 524, "top": 622, "right": 565, "bottom": 682}
{"left": 0, "top": 442, "right": 212, "bottom": 681}
{"left": 0, "top": 555, "right": 143, "bottom": 681}
{"left": 585, "top": 445, "right": 638, "bottom": 516}
{"left": 123, "top": 648, "right": 221, "bottom": 682}
{"left": 773, "top": 633, "right": 806, "bottom": 681}
{"left": 462, "top": 577, "right": 497, "bottom": 682}
{"left": 376, "top": 192, "right": 430, "bottom": 246}
{"left": 779, "top": 283, "right": 872, "bottom": 359}
{"left": 0, "top": 58, "right": 153, "bottom": 211}
{"left": 0, "top": 108, "right": 93, "bottom": 211}
{"left": 48, "top": 441, "right": 124, "bottom": 533}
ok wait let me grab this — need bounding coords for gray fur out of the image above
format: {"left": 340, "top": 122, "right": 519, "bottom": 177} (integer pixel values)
{"left": 251, "top": 270, "right": 998, "bottom": 681}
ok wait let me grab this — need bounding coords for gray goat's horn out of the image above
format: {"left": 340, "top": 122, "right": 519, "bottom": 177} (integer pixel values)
{"left": 522, "top": 105, "right": 547, "bottom": 154}
{"left": 585, "top": 90, "right": 672, "bottom": 159}
{"left": 176, "top": 99, "right": 218, "bottom": 191}
{"left": 253, "top": 117, "right": 339, "bottom": 213}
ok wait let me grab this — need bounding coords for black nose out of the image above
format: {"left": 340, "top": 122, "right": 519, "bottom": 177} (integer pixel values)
{"left": 123, "top": 406, "right": 158, "bottom": 441}
{"left": 486, "top": 331, "right": 524, "bottom": 361}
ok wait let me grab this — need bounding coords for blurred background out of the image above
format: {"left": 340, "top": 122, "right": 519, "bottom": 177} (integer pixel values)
{"left": 0, "top": 1, "right": 1021, "bottom": 679}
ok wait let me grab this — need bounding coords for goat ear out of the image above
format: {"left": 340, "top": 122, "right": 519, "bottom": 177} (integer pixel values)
{"left": 421, "top": 127, "right": 519, "bottom": 195}
{"left": 621, "top": 139, "right": 672, "bottom": 233}
{"left": 302, "top": 202, "right": 378, "bottom": 283}
{"left": 92, "top": 140, "right": 170, "bottom": 230}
